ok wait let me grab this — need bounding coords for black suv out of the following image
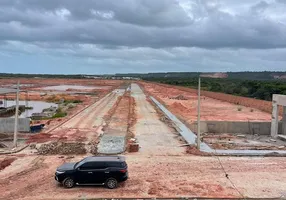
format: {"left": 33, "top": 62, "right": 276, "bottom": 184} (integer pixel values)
{"left": 55, "top": 156, "right": 128, "bottom": 189}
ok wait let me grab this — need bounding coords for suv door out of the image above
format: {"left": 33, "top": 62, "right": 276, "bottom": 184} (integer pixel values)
{"left": 107, "top": 161, "right": 127, "bottom": 180}
{"left": 76, "top": 161, "right": 107, "bottom": 184}
{"left": 76, "top": 162, "right": 95, "bottom": 184}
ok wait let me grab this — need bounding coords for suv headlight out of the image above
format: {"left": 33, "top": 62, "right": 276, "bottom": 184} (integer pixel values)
{"left": 56, "top": 170, "right": 65, "bottom": 174}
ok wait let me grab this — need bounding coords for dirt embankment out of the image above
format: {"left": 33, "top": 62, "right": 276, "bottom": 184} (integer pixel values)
{"left": 140, "top": 81, "right": 280, "bottom": 115}
{"left": 103, "top": 91, "right": 136, "bottom": 137}
{"left": 139, "top": 81, "right": 273, "bottom": 122}
{"left": 103, "top": 95, "right": 123, "bottom": 129}
{"left": 127, "top": 92, "right": 136, "bottom": 139}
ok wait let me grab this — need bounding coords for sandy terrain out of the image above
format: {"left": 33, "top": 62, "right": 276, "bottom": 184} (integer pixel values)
{"left": 140, "top": 82, "right": 273, "bottom": 123}
{"left": 1, "top": 80, "right": 286, "bottom": 199}
{"left": 1, "top": 154, "right": 286, "bottom": 199}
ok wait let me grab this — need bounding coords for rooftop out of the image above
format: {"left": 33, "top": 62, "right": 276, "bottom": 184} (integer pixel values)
{"left": 85, "top": 156, "right": 125, "bottom": 162}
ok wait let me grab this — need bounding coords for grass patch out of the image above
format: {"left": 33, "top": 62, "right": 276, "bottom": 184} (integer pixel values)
{"left": 63, "top": 99, "right": 83, "bottom": 105}
{"left": 25, "top": 106, "right": 33, "bottom": 110}
{"left": 52, "top": 108, "right": 67, "bottom": 118}
{"left": 52, "top": 112, "right": 67, "bottom": 118}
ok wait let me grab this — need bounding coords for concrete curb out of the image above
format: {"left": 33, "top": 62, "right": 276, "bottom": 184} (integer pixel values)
{"left": 0, "top": 144, "right": 29, "bottom": 155}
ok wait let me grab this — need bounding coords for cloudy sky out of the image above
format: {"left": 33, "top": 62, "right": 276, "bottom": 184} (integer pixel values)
{"left": 0, "top": 0, "right": 286, "bottom": 74}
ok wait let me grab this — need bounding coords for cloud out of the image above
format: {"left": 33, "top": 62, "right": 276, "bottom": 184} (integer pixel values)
{"left": 0, "top": 0, "right": 286, "bottom": 73}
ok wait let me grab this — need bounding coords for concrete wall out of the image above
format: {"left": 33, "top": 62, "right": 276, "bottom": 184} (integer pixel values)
{"left": 190, "top": 121, "right": 283, "bottom": 135}
{"left": 0, "top": 118, "right": 30, "bottom": 133}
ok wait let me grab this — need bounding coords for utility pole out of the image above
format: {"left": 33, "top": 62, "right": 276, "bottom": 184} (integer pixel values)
{"left": 197, "top": 77, "right": 201, "bottom": 150}
{"left": 4, "top": 95, "right": 7, "bottom": 108}
{"left": 25, "top": 91, "right": 28, "bottom": 118}
{"left": 13, "top": 81, "right": 20, "bottom": 148}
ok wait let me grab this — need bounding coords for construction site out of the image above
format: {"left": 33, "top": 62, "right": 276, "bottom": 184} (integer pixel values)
{"left": 1, "top": 78, "right": 286, "bottom": 199}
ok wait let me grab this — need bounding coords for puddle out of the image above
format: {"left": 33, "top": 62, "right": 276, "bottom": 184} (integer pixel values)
{"left": 5, "top": 100, "right": 58, "bottom": 118}
{"left": 0, "top": 157, "right": 17, "bottom": 170}
{"left": 41, "top": 85, "right": 109, "bottom": 91}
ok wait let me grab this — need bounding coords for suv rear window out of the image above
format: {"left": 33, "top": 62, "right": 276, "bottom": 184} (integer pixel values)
{"left": 107, "top": 162, "right": 127, "bottom": 168}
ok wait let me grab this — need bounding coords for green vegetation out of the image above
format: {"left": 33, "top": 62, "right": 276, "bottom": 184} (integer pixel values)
{"left": 52, "top": 108, "right": 67, "bottom": 118}
{"left": 1, "top": 71, "right": 286, "bottom": 81}
{"left": 144, "top": 77, "right": 286, "bottom": 101}
{"left": 64, "top": 99, "right": 83, "bottom": 104}
{"left": 25, "top": 106, "right": 33, "bottom": 110}
{"left": 118, "top": 71, "right": 286, "bottom": 81}
{"left": 63, "top": 99, "right": 83, "bottom": 106}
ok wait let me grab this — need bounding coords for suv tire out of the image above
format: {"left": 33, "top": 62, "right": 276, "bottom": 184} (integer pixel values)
{"left": 105, "top": 178, "right": 118, "bottom": 189}
{"left": 63, "top": 177, "right": 75, "bottom": 188}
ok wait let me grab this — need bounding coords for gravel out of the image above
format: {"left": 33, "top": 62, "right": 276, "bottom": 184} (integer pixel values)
{"left": 37, "top": 142, "right": 86, "bottom": 155}
{"left": 97, "top": 135, "right": 125, "bottom": 154}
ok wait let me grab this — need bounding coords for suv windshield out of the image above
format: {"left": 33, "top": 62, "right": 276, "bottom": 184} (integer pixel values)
{"left": 74, "top": 159, "right": 86, "bottom": 169}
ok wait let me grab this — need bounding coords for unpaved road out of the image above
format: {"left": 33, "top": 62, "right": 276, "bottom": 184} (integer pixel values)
{"left": 61, "top": 89, "right": 124, "bottom": 129}
{"left": 131, "top": 83, "right": 184, "bottom": 156}
{"left": 1, "top": 84, "right": 286, "bottom": 199}
{"left": 39, "top": 89, "right": 125, "bottom": 143}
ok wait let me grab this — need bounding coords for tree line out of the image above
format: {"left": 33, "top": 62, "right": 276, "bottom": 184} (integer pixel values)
{"left": 143, "top": 77, "right": 286, "bottom": 101}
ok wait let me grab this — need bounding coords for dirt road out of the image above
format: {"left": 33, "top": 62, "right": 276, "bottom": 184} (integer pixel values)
{"left": 29, "top": 89, "right": 125, "bottom": 143}
{"left": 61, "top": 89, "right": 124, "bottom": 129}
{"left": 131, "top": 83, "right": 185, "bottom": 156}
{"left": 1, "top": 83, "right": 286, "bottom": 199}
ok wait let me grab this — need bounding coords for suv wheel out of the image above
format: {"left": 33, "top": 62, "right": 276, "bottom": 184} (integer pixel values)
{"left": 63, "top": 177, "right": 75, "bottom": 188}
{"left": 105, "top": 178, "right": 118, "bottom": 189}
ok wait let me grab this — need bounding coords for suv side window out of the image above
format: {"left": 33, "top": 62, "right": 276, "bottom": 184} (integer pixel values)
{"left": 79, "top": 162, "right": 94, "bottom": 170}
{"left": 92, "top": 162, "right": 107, "bottom": 170}
{"left": 80, "top": 161, "right": 107, "bottom": 170}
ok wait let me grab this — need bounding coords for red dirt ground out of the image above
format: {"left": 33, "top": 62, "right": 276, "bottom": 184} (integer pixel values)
{"left": 1, "top": 154, "right": 286, "bottom": 199}
{"left": 0, "top": 157, "right": 17, "bottom": 170}
{"left": 140, "top": 82, "right": 273, "bottom": 123}
{"left": 141, "top": 81, "right": 283, "bottom": 115}
{"left": 0, "top": 78, "right": 123, "bottom": 102}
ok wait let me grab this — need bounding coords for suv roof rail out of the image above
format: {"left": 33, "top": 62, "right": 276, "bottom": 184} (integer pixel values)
{"left": 86, "top": 155, "right": 126, "bottom": 162}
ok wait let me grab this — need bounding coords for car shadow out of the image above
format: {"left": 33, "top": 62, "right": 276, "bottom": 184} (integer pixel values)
{"left": 55, "top": 182, "right": 125, "bottom": 189}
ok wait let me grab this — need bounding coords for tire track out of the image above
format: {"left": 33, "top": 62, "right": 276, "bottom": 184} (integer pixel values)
{"left": 63, "top": 93, "right": 114, "bottom": 128}
{"left": 79, "top": 92, "right": 117, "bottom": 128}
